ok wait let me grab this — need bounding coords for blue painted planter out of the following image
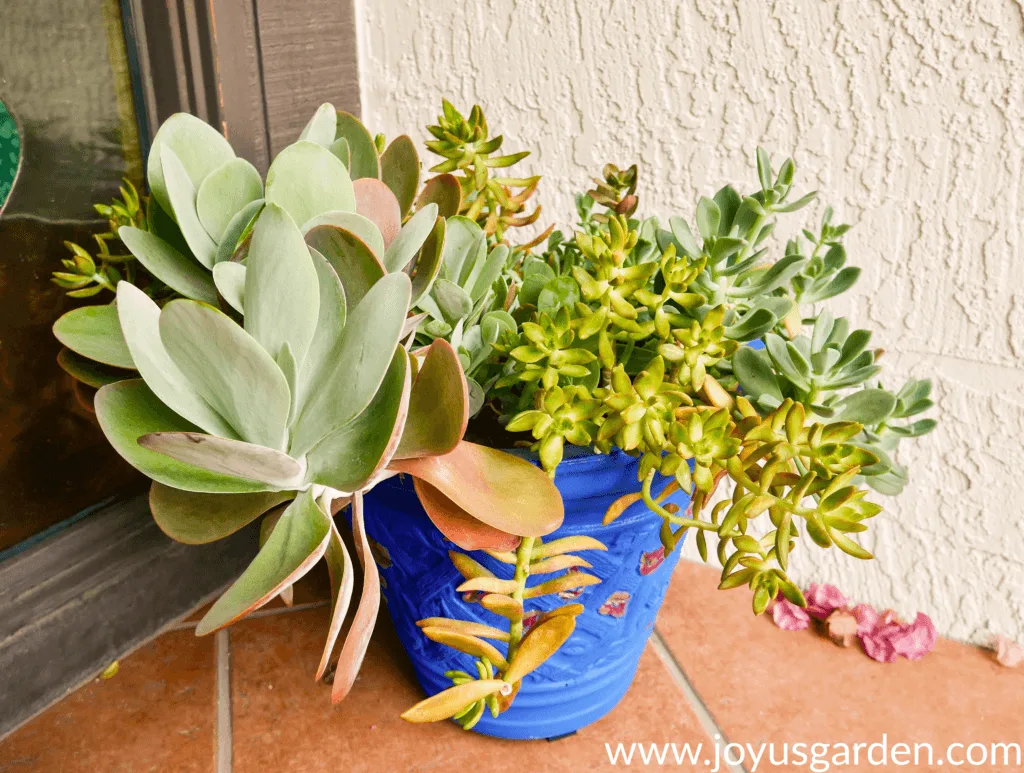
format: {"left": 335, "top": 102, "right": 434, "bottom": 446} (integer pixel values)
{"left": 362, "top": 448, "right": 691, "bottom": 740}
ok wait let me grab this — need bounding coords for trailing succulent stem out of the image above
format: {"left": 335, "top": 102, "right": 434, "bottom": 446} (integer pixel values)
{"left": 401, "top": 533, "right": 607, "bottom": 728}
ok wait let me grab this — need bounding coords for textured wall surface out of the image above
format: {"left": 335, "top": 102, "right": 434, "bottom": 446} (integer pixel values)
{"left": 358, "top": 0, "right": 1024, "bottom": 645}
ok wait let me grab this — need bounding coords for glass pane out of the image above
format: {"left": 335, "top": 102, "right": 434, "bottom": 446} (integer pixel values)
{"left": 0, "top": 0, "right": 145, "bottom": 553}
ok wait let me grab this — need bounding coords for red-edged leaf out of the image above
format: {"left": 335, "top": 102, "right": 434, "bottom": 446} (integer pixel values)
{"left": 390, "top": 442, "right": 563, "bottom": 538}
{"left": 409, "top": 216, "right": 444, "bottom": 307}
{"left": 195, "top": 489, "right": 330, "bottom": 635}
{"left": 353, "top": 178, "right": 402, "bottom": 249}
{"left": 304, "top": 225, "right": 385, "bottom": 308}
{"left": 410, "top": 478, "right": 520, "bottom": 551}
{"left": 331, "top": 492, "right": 381, "bottom": 703}
{"left": 416, "top": 174, "right": 462, "bottom": 219}
{"left": 394, "top": 340, "right": 468, "bottom": 459}
{"left": 317, "top": 516, "right": 356, "bottom": 680}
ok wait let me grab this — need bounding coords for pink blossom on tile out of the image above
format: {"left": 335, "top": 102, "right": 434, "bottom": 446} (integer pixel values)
{"left": 858, "top": 609, "right": 937, "bottom": 663}
{"left": 825, "top": 609, "right": 858, "bottom": 647}
{"left": 771, "top": 598, "right": 811, "bottom": 631}
{"left": 804, "top": 583, "right": 849, "bottom": 620}
{"left": 992, "top": 635, "right": 1024, "bottom": 668}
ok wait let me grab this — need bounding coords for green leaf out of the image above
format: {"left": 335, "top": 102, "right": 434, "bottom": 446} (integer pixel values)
{"left": 468, "top": 245, "right": 509, "bottom": 302}
{"left": 829, "top": 529, "right": 874, "bottom": 560}
{"left": 335, "top": 111, "right": 380, "bottom": 180}
{"left": 118, "top": 226, "right": 218, "bottom": 304}
{"left": 353, "top": 178, "right": 402, "bottom": 248}
{"left": 441, "top": 216, "right": 486, "bottom": 286}
{"left": 834, "top": 388, "right": 897, "bottom": 425}
{"left": 298, "top": 102, "right": 338, "bottom": 147}
{"left": 214, "top": 199, "right": 264, "bottom": 264}
{"left": 305, "top": 225, "right": 385, "bottom": 308}
{"left": 395, "top": 340, "right": 467, "bottom": 459}
{"left": 410, "top": 216, "right": 445, "bottom": 307}
{"left": 95, "top": 380, "right": 275, "bottom": 493}
{"left": 147, "top": 113, "right": 235, "bottom": 217}
{"left": 56, "top": 347, "right": 130, "bottom": 387}
{"left": 380, "top": 135, "right": 420, "bottom": 216}
{"left": 329, "top": 137, "right": 351, "bottom": 169}
{"left": 382, "top": 203, "right": 438, "bottom": 273}
{"left": 265, "top": 141, "right": 356, "bottom": 227}
{"left": 695, "top": 196, "right": 721, "bottom": 242}
{"left": 139, "top": 432, "right": 304, "bottom": 487}
{"left": 668, "top": 217, "right": 700, "bottom": 258}
{"left": 161, "top": 145, "right": 218, "bottom": 268}
{"left": 433, "top": 278, "right": 473, "bottom": 322}
{"left": 196, "top": 158, "right": 263, "bottom": 243}
{"left": 212, "top": 262, "right": 245, "bottom": 314}
{"left": 724, "top": 307, "right": 776, "bottom": 341}
{"left": 244, "top": 202, "right": 320, "bottom": 364}
{"left": 732, "top": 346, "right": 783, "bottom": 402}
{"left": 305, "top": 347, "right": 409, "bottom": 491}
{"left": 196, "top": 489, "right": 331, "bottom": 635}
{"left": 149, "top": 484, "right": 292, "bottom": 544}
{"left": 300, "top": 210, "right": 384, "bottom": 257}
{"left": 296, "top": 248, "right": 347, "bottom": 411}
{"left": 537, "top": 275, "right": 580, "bottom": 314}
{"left": 160, "top": 300, "right": 290, "bottom": 450}
{"left": 117, "top": 282, "right": 238, "bottom": 438}
{"left": 52, "top": 303, "right": 135, "bottom": 369}
{"left": 289, "top": 272, "right": 411, "bottom": 456}
{"left": 756, "top": 147, "right": 773, "bottom": 192}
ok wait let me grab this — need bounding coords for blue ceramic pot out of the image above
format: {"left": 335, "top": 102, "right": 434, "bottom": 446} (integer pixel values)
{"left": 361, "top": 448, "right": 691, "bottom": 740}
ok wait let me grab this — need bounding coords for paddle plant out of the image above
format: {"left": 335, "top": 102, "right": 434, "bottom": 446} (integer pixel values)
{"left": 51, "top": 105, "right": 567, "bottom": 709}
{"left": 493, "top": 150, "right": 936, "bottom": 615}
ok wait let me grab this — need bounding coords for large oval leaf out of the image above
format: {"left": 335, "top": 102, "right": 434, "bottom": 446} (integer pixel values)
{"left": 265, "top": 141, "right": 355, "bottom": 227}
{"left": 160, "top": 300, "right": 290, "bottom": 450}
{"left": 296, "top": 248, "right": 346, "bottom": 410}
{"left": 118, "top": 226, "right": 218, "bottom": 304}
{"left": 335, "top": 111, "right": 379, "bottom": 180}
{"left": 305, "top": 225, "right": 385, "bottom": 308}
{"left": 57, "top": 348, "right": 132, "bottom": 388}
{"left": 390, "top": 442, "right": 563, "bottom": 538}
{"left": 331, "top": 493, "right": 380, "bottom": 702}
{"left": 244, "top": 202, "right": 320, "bottom": 365}
{"left": 117, "top": 282, "right": 237, "bottom": 438}
{"left": 411, "top": 478, "right": 521, "bottom": 551}
{"left": 298, "top": 102, "right": 337, "bottom": 147}
{"left": 139, "top": 432, "right": 304, "bottom": 487}
{"left": 440, "top": 215, "right": 486, "bottom": 286}
{"left": 147, "top": 113, "right": 235, "bottom": 216}
{"left": 150, "top": 484, "right": 292, "bottom": 544}
{"left": 53, "top": 303, "right": 134, "bottom": 369}
{"left": 196, "top": 489, "right": 331, "bottom": 635}
{"left": 353, "top": 178, "right": 401, "bottom": 248}
{"left": 416, "top": 174, "right": 462, "bottom": 219}
{"left": 383, "top": 203, "right": 438, "bottom": 273}
{"left": 410, "top": 216, "right": 445, "bottom": 307}
{"left": 301, "top": 210, "right": 384, "bottom": 257}
{"left": 94, "top": 380, "right": 275, "bottom": 493}
{"left": 161, "top": 145, "right": 218, "bottom": 268}
{"left": 305, "top": 347, "right": 409, "bottom": 491}
{"left": 196, "top": 158, "right": 263, "bottom": 242}
{"left": 214, "top": 199, "right": 264, "bottom": 264}
{"left": 289, "top": 272, "right": 411, "bottom": 456}
{"left": 212, "top": 262, "right": 245, "bottom": 314}
{"left": 394, "top": 340, "right": 467, "bottom": 459}
{"left": 380, "top": 135, "right": 419, "bottom": 217}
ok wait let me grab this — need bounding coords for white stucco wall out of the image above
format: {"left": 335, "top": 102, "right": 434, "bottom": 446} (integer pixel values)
{"left": 358, "top": 0, "right": 1024, "bottom": 645}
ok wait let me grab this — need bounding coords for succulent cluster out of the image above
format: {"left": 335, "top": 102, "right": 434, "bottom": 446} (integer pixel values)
{"left": 52, "top": 104, "right": 565, "bottom": 709}
{"left": 492, "top": 148, "right": 936, "bottom": 613}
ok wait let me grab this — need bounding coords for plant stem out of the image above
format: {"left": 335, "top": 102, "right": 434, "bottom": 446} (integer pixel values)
{"left": 505, "top": 536, "right": 535, "bottom": 663}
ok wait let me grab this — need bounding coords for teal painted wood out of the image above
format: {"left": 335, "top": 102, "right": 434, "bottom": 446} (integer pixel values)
{"left": 362, "top": 448, "right": 690, "bottom": 739}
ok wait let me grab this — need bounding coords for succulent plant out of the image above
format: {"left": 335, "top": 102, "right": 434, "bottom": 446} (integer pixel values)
{"left": 493, "top": 148, "right": 936, "bottom": 613}
{"left": 57, "top": 107, "right": 565, "bottom": 709}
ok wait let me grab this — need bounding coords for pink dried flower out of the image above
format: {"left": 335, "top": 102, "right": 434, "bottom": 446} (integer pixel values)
{"left": 825, "top": 609, "right": 859, "bottom": 647}
{"left": 858, "top": 608, "right": 937, "bottom": 663}
{"left": 804, "top": 583, "right": 849, "bottom": 620}
{"left": 771, "top": 598, "right": 811, "bottom": 631}
{"left": 992, "top": 635, "right": 1024, "bottom": 668}
{"left": 852, "top": 603, "right": 880, "bottom": 636}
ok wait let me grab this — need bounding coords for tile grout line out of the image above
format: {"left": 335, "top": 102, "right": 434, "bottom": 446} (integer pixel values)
{"left": 650, "top": 630, "right": 749, "bottom": 773}
{"left": 215, "top": 629, "right": 232, "bottom": 773}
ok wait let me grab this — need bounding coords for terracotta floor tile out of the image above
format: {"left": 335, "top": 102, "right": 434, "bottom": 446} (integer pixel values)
{"left": 657, "top": 561, "right": 1024, "bottom": 772}
{"left": 0, "top": 628, "right": 216, "bottom": 773}
{"left": 230, "top": 606, "right": 711, "bottom": 772}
